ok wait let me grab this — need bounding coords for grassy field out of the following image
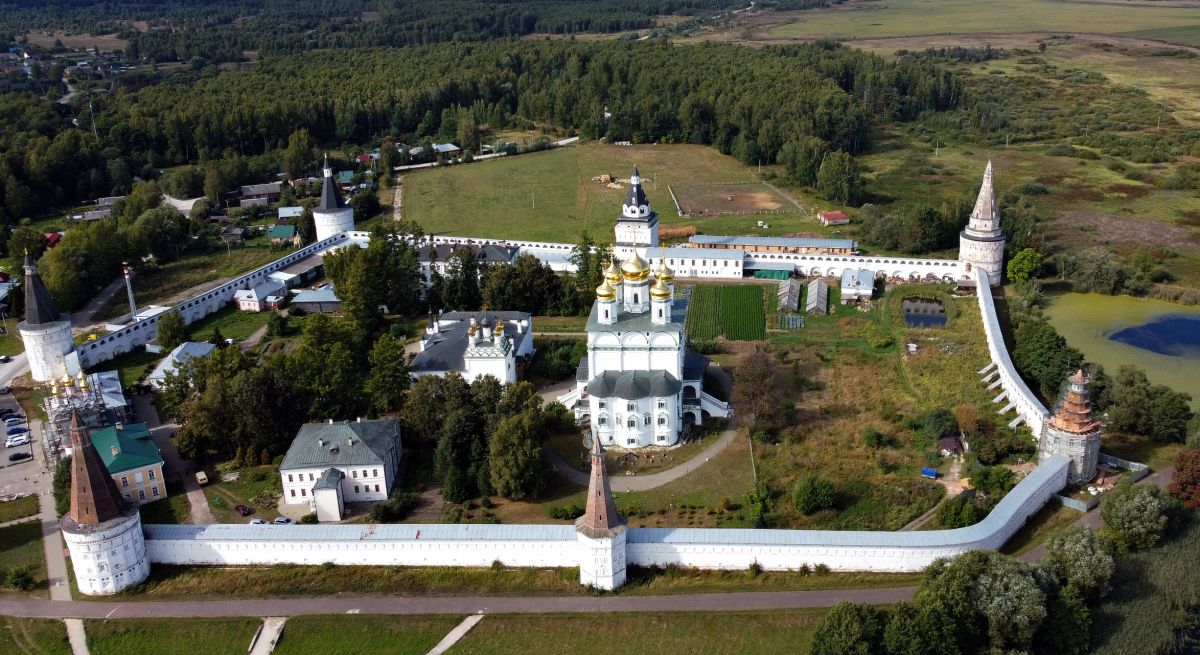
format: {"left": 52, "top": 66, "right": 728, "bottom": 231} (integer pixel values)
{"left": 0, "top": 496, "right": 40, "bottom": 524}
{"left": 201, "top": 464, "right": 284, "bottom": 524}
{"left": 404, "top": 142, "right": 837, "bottom": 243}
{"left": 1090, "top": 512, "right": 1200, "bottom": 654}
{"left": 85, "top": 618, "right": 260, "bottom": 655}
{"left": 89, "top": 348, "right": 160, "bottom": 386}
{"left": 184, "top": 305, "right": 274, "bottom": 343}
{"left": 998, "top": 502, "right": 1080, "bottom": 556}
{"left": 0, "top": 617, "right": 71, "bottom": 655}
{"left": 452, "top": 610, "right": 828, "bottom": 655}
{"left": 0, "top": 521, "right": 48, "bottom": 597}
{"left": 273, "top": 616, "right": 460, "bottom": 655}
{"left": 673, "top": 182, "right": 797, "bottom": 215}
{"left": 770, "top": 0, "right": 1200, "bottom": 45}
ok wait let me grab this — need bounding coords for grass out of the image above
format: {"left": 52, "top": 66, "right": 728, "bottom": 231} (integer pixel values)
{"left": 273, "top": 616, "right": 461, "bottom": 655}
{"left": 10, "top": 382, "right": 49, "bottom": 423}
{"left": 0, "top": 521, "right": 48, "bottom": 597}
{"left": 184, "top": 305, "right": 275, "bottom": 343}
{"left": 0, "top": 496, "right": 39, "bottom": 524}
{"left": 770, "top": 0, "right": 1200, "bottom": 45}
{"left": 451, "top": 609, "right": 829, "bottom": 655}
{"left": 999, "top": 502, "right": 1079, "bottom": 556}
{"left": 84, "top": 618, "right": 260, "bottom": 655}
{"left": 113, "top": 562, "right": 917, "bottom": 600}
{"left": 0, "top": 329, "right": 25, "bottom": 357}
{"left": 0, "top": 617, "right": 71, "bottom": 655}
{"left": 137, "top": 490, "right": 191, "bottom": 525}
{"left": 1090, "top": 512, "right": 1200, "bottom": 654}
{"left": 201, "top": 464, "right": 283, "bottom": 524}
{"left": 685, "top": 285, "right": 767, "bottom": 341}
{"left": 531, "top": 315, "right": 587, "bottom": 332}
{"left": 89, "top": 348, "right": 161, "bottom": 387}
{"left": 405, "top": 142, "right": 823, "bottom": 243}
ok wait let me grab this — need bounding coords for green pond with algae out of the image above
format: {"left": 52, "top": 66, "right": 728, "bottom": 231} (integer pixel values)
{"left": 1044, "top": 293, "right": 1200, "bottom": 409}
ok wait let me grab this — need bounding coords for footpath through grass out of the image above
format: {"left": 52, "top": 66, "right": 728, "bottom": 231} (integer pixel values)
{"left": 85, "top": 618, "right": 260, "bottom": 655}
{"left": 452, "top": 609, "right": 828, "bottom": 655}
{"left": 0, "top": 616, "right": 71, "bottom": 655}
{"left": 273, "top": 615, "right": 460, "bottom": 655}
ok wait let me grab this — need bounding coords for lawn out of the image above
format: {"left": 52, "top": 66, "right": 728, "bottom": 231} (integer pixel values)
{"left": 405, "top": 142, "right": 824, "bottom": 243}
{"left": 137, "top": 489, "right": 191, "bottom": 525}
{"left": 451, "top": 609, "right": 829, "bottom": 655}
{"left": 89, "top": 348, "right": 161, "bottom": 386}
{"left": 0, "top": 521, "right": 48, "bottom": 597}
{"left": 184, "top": 305, "right": 274, "bottom": 343}
{"left": 770, "top": 0, "right": 1200, "bottom": 45}
{"left": 999, "top": 502, "right": 1079, "bottom": 556}
{"left": 0, "top": 617, "right": 71, "bottom": 655}
{"left": 273, "top": 616, "right": 460, "bottom": 655}
{"left": 531, "top": 315, "right": 587, "bottom": 333}
{"left": 85, "top": 618, "right": 260, "bottom": 655}
{"left": 0, "top": 496, "right": 39, "bottom": 523}
{"left": 0, "top": 329, "right": 25, "bottom": 357}
{"left": 201, "top": 464, "right": 283, "bottom": 524}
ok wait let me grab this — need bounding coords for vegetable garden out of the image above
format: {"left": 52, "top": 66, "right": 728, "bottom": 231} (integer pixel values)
{"left": 685, "top": 285, "right": 766, "bottom": 341}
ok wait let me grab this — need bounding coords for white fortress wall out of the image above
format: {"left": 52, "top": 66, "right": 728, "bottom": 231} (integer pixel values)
{"left": 143, "top": 456, "right": 1068, "bottom": 573}
{"left": 975, "top": 269, "right": 1050, "bottom": 436}
{"left": 76, "top": 233, "right": 349, "bottom": 368}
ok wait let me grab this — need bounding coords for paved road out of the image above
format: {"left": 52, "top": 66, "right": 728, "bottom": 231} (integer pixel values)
{"left": 543, "top": 428, "right": 739, "bottom": 492}
{"left": 0, "top": 587, "right": 918, "bottom": 619}
{"left": 134, "top": 394, "right": 214, "bottom": 524}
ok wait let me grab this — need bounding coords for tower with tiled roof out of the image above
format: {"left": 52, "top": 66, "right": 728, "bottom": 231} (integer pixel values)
{"left": 1038, "top": 369, "right": 1102, "bottom": 483}
{"left": 313, "top": 154, "right": 355, "bottom": 241}
{"left": 17, "top": 253, "right": 77, "bottom": 382}
{"left": 59, "top": 411, "right": 150, "bottom": 595}
{"left": 576, "top": 435, "right": 626, "bottom": 590}
{"left": 958, "top": 160, "right": 1005, "bottom": 285}
{"left": 613, "top": 167, "right": 659, "bottom": 256}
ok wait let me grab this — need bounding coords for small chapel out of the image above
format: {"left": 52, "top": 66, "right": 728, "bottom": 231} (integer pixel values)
{"left": 558, "top": 168, "right": 730, "bottom": 449}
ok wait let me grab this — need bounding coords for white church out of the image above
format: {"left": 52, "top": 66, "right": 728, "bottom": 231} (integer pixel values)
{"left": 558, "top": 169, "right": 730, "bottom": 448}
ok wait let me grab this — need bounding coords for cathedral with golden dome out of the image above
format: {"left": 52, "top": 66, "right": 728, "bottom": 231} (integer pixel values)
{"left": 557, "top": 172, "right": 730, "bottom": 449}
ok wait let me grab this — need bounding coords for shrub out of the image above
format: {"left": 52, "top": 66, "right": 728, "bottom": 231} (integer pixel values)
{"left": 862, "top": 427, "right": 888, "bottom": 449}
{"left": 7, "top": 566, "right": 32, "bottom": 591}
{"left": 547, "top": 504, "right": 584, "bottom": 520}
{"left": 799, "top": 563, "right": 812, "bottom": 576}
{"left": 748, "top": 560, "right": 763, "bottom": 577}
{"left": 442, "top": 507, "right": 464, "bottom": 523}
{"left": 1099, "top": 483, "right": 1181, "bottom": 552}
{"left": 480, "top": 496, "right": 493, "bottom": 509}
{"left": 792, "top": 476, "right": 837, "bottom": 514}
{"left": 370, "top": 491, "right": 420, "bottom": 523}
{"left": 814, "top": 563, "right": 831, "bottom": 575}
{"left": 491, "top": 559, "right": 504, "bottom": 571}
{"left": 300, "top": 513, "right": 317, "bottom": 524}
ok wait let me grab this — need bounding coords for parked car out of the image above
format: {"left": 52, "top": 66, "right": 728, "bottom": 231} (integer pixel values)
{"left": 0, "top": 408, "right": 14, "bottom": 416}
{"left": 249, "top": 518, "right": 268, "bottom": 525}
{"left": 0, "top": 387, "right": 9, "bottom": 394}
{"left": 273, "top": 517, "right": 295, "bottom": 525}
{"left": 6, "top": 427, "right": 28, "bottom": 436}
{"left": 0, "top": 355, "right": 11, "bottom": 363}
{"left": 5, "top": 435, "right": 29, "bottom": 448}
{"left": 7, "top": 452, "right": 30, "bottom": 462}
{"left": 234, "top": 504, "right": 252, "bottom": 516}
{"left": 4, "top": 417, "right": 24, "bottom": 426}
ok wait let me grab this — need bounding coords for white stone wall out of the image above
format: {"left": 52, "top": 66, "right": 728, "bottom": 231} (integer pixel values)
{"left": 959, "top": 237, "right": 1004, "bottom": 283}
{"left": 588, "top": 331, "right": 683, "bottom": 380}
{"left": 615, "top": 219, "right": 659, "bottom": 250}
{"left": 63, "top": 512, "right": 150, "bottom": 595}
{"left": 463, "top": 355, "right": 516, "bottom": 384}
{"left": 578, "top": 529, "right": 627, "bottom": 591}
{"left": 75, "top": 234, "right": 349, "bottom": 369}
{"left": 21, "top": 319, "right": 75, "bottom": 382}
{"left": 314, "top": 207, "right": 355, "bottom": 242}
{"left": 976, "top": 270, "right": 1049, "bottom": 437}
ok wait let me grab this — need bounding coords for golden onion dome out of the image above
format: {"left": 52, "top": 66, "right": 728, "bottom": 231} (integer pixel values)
{"left": 62, "top": 374, "right": 74, "bottom": 387}
{"left": 655, "top": 259, "right": 674, "bottom": 283}
{"left": 603, "top": 258, "right": 623, "bottom": 285}
{"left": 620, "top": 251, "right": 650, "bottom": 281}
{"left": 595, "top": 279, "right": 617, "bottom": 301}
{"left": 650, "top": 279, "right": 672, "bottom": 301}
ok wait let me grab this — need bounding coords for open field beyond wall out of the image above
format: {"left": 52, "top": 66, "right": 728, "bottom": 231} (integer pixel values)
{"left": 768, "top": 0, "right": 1200, "bottom": 46}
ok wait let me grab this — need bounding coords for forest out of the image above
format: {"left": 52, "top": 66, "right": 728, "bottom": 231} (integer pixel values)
{"left": 2, "top": 0, "right": 825, "bottom": 63}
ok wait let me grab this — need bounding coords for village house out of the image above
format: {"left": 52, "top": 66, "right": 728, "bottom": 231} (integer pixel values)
{"left": 818, "top": 210, "right": 850, "bottom": 227}
{"left": 268, "top": 224, "right": 302, "bottom": 247}
{"left": 240, "top": 182, "right": 282, "bottom": 204}
{"left": 90, "top": 422, "right": 166, "bottom": 505}
{"left": 146, "top": 342, "right": 216, "bottom": 391}
{"left": 234, "top": 279, "right": 286, "bottom": 312}
{"left": 279, "top": 419, "right": 403, "bottom": 521}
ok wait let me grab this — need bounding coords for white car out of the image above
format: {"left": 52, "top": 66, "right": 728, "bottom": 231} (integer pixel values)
{"left": 5, "top": 435, "right": 30, "bottom": 448}
{"left": 249, "top": 518, "right": 268, "bottom": 525}
{"left": 4, "top": 417, "right": 24, "bottom": 427}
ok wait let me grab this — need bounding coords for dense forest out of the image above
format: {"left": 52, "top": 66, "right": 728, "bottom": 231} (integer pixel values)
{"left": 2, "top": 0, "right": 826, "bottom": 63}
{"left": 0, "top": 39, "right": 962, "bottom": 225}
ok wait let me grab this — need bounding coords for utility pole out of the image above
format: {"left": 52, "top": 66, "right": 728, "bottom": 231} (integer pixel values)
{"left": 88, "top": 100, "right": 98, "bottom": 139}
{"left": 122, "top": 262, "right": 138, "bottom": 321}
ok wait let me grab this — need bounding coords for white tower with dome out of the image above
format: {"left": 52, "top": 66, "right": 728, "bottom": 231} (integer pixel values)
{"left": 613, "top": 167, "right": 659, "bottom": 257}
{"left": 313, "top": 155, "right": 356, "bottom": 242}
{"left": 958, "top": 160, "right": 1006, "bottom": 285}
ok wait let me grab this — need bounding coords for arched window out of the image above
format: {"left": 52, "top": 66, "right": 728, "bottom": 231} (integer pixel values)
{"left": 657, "top": 415, "right": 667, "bottom": 426}
{"left": 627, "top": 418, "right": 637, "bottom": 429}
{"left": 598, "top": 416, "right": 607, "bottom": 426}
{"left": 644, "top": 415, "right": 651, "bottom": 426}
{"left": 657, "top": 308, "right": 662, "bottom": 318}
{"left": 627, "top": 402, "right": 636, "bottom": 412}
{"left": 633, "top": 293, "right": 639, "bottom": 304}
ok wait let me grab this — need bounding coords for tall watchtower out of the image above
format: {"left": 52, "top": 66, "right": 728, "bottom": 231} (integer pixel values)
{"left": 576, "top": 436, "right": 627, "bottom": 590}
{"left": 313, "top": 154, "right": 356, "bottom": 241}
{"left": 958, "top": 161, "right": 1006, "bottom": 285}
{"left": 18, "top": 253, "right": 76, "bottom": 382}
{"left": 1038, "top": 369, "right": 1102, "bottom": 484}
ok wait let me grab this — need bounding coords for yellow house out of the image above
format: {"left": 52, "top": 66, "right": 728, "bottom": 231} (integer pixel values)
{"left": 90, "top": 423, "right": 166, "bottom": 505}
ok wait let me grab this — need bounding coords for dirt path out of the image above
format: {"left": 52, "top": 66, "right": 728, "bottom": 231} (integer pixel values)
{"left": 71, "top": 276, "right": 126, "bottom": 333}
{"left": 240, "top": 325, "right": 269, "bottom": 352}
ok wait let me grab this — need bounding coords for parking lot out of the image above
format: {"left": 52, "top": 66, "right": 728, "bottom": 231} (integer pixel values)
{"left": 0, "top": 390, "right": 46, "bottom": 502}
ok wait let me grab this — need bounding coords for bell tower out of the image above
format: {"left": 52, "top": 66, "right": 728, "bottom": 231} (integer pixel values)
{"left": 613, "top": 167, "right": 659, "bottom": 257}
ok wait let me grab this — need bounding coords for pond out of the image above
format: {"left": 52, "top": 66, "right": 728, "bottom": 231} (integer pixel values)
{"left": 1044, "top": 293, "right": 1200, "bottom": 410}
{"left": 902, "top": 298, "right": 947, "bottom": 328}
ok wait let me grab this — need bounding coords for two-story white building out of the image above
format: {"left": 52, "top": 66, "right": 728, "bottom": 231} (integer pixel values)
{"left": 279, "top": 418, "right": 402, "bottom": 521}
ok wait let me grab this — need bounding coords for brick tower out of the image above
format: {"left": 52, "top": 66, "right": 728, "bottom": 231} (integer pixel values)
{"left": 1038, "top": 369, "right": 1102, "bottom": 484}
{"left": 958, "top": 160, "right": 1006, "bottom": 285}
{"left": 576, "top": 435, "right": 627, "bottom": 590}
{"left": 59, "top": 411, "right": 150, "bottom": 595}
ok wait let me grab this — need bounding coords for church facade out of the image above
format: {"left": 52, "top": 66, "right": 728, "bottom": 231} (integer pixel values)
{"left": 559, "top": 169, "right": 729, "bottom": 449}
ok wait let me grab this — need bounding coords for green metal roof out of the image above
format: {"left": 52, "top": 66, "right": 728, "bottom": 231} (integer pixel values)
{"left": 90, "top": 423, "right": 163, "bottom": 474}
{"left": 280, "top": 419, "right": 401, "bottom": 471}
{"left": 268, "top": 224, "right": 296, "bottom": 239}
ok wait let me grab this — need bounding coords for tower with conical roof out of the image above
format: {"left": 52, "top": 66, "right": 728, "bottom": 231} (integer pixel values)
{"left": 576, "top": 435, "right": 627, "bottom": 590}
{"left": 958, "top": 160, "right": 1006, "bottom": 286}
{"left": 613, "top": 167, "right": 659, "bottom": 257}
{"left": 17, "top": 253, "right": 77, "bottom": 382}
{"left": 313, "top": 154, "right": 356, "bottom": 242}
{"left": 59, "top": 411, "right": 150, "bottom": 595}
{"left": 1038, "top": 369, "right": 1102, "bottom": 483}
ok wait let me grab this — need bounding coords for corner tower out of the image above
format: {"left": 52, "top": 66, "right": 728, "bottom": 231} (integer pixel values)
{"left": 1038, "top": 369, "right": 1102, "bottom": 484}
{"left": 613, "top": 167, "right": 659, "bottom": 257}
{"left": 576, "top": 436, "right": 627, "bottom": 590}
{"left": 18, "top": 253, "right": 76, "bottom": 382}
{"left": 313, "top": 154, "right": 355, "bottom": 241}
{"left": 59, "top": 411, "right": 150, "bottom": 595}
{"left": 958, "top": 160, "right": 1005, "bottom": 285}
